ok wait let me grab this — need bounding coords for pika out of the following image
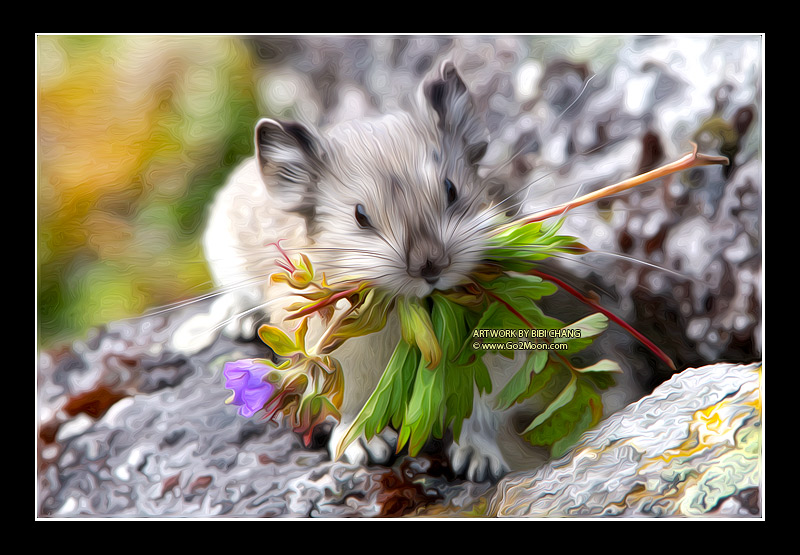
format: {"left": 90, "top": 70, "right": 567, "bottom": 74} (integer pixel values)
{"left": 173, "top": 62, "right": 541, "bottom": 481}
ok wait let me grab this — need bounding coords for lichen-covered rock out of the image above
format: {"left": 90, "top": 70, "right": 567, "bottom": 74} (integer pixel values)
{"left": 487, "top": 362, "right": 762, "bottom": 517}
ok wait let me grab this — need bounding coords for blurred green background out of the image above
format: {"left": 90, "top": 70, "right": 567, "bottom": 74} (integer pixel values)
{"left": 37, "top": 35, "right": 266, "bottom": 347}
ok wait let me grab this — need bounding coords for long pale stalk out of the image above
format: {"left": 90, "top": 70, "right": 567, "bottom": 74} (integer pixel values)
{"left": 523, "top": 144, "right": 729, "bottom": 224}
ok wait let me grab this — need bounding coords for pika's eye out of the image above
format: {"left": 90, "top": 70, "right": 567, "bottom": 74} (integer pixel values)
{"left": 444, "top": 178, "right": 458, "bottom": 205}
{"left": 355, "top": 203, "right": 372, "bottom": 229}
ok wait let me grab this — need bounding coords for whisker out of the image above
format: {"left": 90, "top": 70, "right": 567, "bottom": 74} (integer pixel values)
{"left": 291, "top": 246, "right": 378, "bottom": 253}
{"left": 482, "top": 74, "right": 596, "bottom": 179}
{"left": 488, "top": 237, "right": 710, "bottom": 289}
{"left": 535, "top": 257, "right": 620, "bottom": 301}
{"left": 552, "top": 74, "right": 596, "bottom": 126}
{"left": 445, "top": 164, "right": 548, "bottom": 244}
{"left": 288, "top": 246, "right": 399, "bottom": 264}
{"left": 201, "top": 296, "right": 288, "bottom": 337}
{"left": 322, "top": 268, "right": 394, "bottom": 284}
{"left": 130, "top": 273, "right": 276, "bottom": 320}
{"left": 489, "top": 179, "right": 589, "bottom": 238}
{"left": 455, "top": 170, "right": 559, "bottom": 243}
{"left": 579, "top": 249, "right": 711, "bottom": 286}
{"left": 317, "top": 168, "right": 408, "bottom": 264}
{"left": 447, "top": 178, "right": 542, "bottom": 245}
{"left": 320, "top": 270, "right": 370, "bottom": 283}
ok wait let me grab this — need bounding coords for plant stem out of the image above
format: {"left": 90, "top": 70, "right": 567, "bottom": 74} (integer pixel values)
{"left": 522, "top": 145, "right": 729, "bottom": 224}
{"left": 287, "top": 286, "right": 361, "bottom": 320}
{"left": 483, "top": 289, "right": 535, "bottom": 329}
{"left": 528, "top": 268, "right": 676, "bottom": 371}
{"left": 269, "top": 240, "right": 296, "bottom": 272}
{"left": 309, "top": 302, "right": 355, "bottom": 356}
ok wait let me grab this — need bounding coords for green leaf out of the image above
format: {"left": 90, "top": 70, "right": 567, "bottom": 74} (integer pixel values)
{"left": 490, "top": 220, "right": 544, "bottom": 245}
{"left": 524, "top": 377, "right": 604, "bottom": 457}
{"left": 573, "top": 359, "right": 622, "bottom": 373}
{"left": 257, "top": 323, "right": 302, "bottom": 357}
{"left": 431, "top": 295, "right": 472, "bottom": 440}
{"left": 462, "top": 302, "right": 517, "bottom": 357}
{"left": 486, "top": 219, "right": 587, "bottom": 271}
{"left": 548, "top": 397, "right": 596, "bottom": 458}
{"left": 556, "top": 313, "right": 609, "bottom": 355}
{"left": 328, "top": 288, "right": 392, "bottom": 345}
{"left": 466, "top": 277, "right": 559, "bottom": 360}
{"left": 522, "top": 373, "right": 577, "bottom": 435}
{"left": 397, "top": 297, "right": 442, "bottom": 369}
{"left": 583, "top": 369, "right": 617, "bottom": 390}
{"left": 480, "top": 277, "right": 563, "bottom": 333}
{"left": 482, "top": 273, "right": 558, "bottom": 303}
{"left": 472, "top": 355, "right": 492, "bottom": 396}
{"left": 564, "top": 313, "right": 609, "bottom": 338}
{"left": 494, "top": 350, "right": 548, "bottom": 410}
{"left": 431, "top": 293, "right": 468, "bottom": 349}
{"left": 398, "top": 354, "right": 446, "bottom": 456}
{"left": 468, "top": 301, "right": 503, "bottom": 334}
{"left": 519, "top": 358, "right": 565, "bottom": 401}
{"left": 443, "top": 357, "right": 474, "bottom": 442}
{"left": 333, "top": 340, "right": 419, "bottom": 460}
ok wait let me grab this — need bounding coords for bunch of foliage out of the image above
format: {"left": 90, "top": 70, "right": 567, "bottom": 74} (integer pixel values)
{"left": 225, "top": 222, "right": 621, "bottom": 459}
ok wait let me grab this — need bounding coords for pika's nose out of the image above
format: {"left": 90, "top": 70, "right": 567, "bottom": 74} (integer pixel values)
{"left": 420, "top": 259, "right": 443, "bottom": 284}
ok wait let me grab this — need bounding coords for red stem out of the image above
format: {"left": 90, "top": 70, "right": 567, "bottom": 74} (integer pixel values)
{"left": 269, "top": 240, "right": 297, "bottom": 272}
{"left": 527, "top": 269, "right": 676, "bottom": 371}
{"left": 484, "top": 290, "right": 535, "bottom": 329}
{"left": 287, "top": 286, "right": 362, "bottom": 320}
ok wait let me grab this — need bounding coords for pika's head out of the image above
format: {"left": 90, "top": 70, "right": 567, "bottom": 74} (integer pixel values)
{"left": 256, "top": 62, "right": 516, "bottom": 298}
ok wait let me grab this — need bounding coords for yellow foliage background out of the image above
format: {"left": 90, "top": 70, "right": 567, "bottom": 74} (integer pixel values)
{"left": 37, "top": 36, "right": 263, "bottom": 346}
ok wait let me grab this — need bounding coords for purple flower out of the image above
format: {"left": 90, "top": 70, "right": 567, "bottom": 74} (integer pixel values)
{"left": 223, "top": 359, "right": 276, "bottom": 418}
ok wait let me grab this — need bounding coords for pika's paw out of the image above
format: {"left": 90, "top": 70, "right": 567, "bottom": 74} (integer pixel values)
{"left": 448, "top": 434, "right": 509, "bottom": 482}
{"left": 447, "top": 398, "right": 510, "bottom": 482}
{"left": 329, "top": 425, "right": 398, "bottom": 467}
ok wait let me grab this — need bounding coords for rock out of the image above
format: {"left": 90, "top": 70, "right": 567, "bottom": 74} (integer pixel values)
{"left": 37, "top": 299, "right": 762, "bottom": 518}
{"left": 37, "top": 299, "right": 480, "bottom": 518}
{"left": 486, "top": 362, "right": 762, "bottom": 517}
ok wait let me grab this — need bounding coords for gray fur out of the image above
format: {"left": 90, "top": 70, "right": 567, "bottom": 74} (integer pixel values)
{"left": 255, "top": 62, "right": 502, "bottom": 299}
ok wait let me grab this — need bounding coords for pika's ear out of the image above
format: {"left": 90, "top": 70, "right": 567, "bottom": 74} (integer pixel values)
{"left": 255, "top": 118, "right": 325, "bottom": 212}
{"left": 423, "top": 61, "right": 488, "bottom": 165}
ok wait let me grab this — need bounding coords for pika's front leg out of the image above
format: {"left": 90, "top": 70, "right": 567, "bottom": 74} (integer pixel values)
{"left": 448, "top": 391, "right": 510, "bottom": 482}
{"left": 447, "top": 351, "right": 536, "bottom": 482}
